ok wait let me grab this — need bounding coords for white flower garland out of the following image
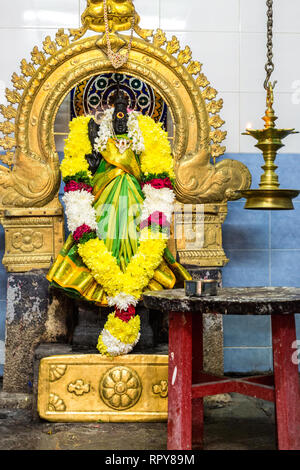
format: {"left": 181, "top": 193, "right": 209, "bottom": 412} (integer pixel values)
{"left": 62, "top": 190, "right": 98, "bottom": 233}
{"left": 101, "top": 329, "right": 141, "bottom": 357}
{"left": 93, "top": 109, "right": 145, "bottom": 154}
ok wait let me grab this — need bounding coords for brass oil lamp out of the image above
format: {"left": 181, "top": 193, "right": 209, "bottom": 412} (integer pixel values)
{"left": 240, "top": 0, "right": 299, "bottom": 210}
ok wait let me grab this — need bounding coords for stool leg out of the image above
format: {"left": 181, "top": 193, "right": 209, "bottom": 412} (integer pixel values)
{"left": 271, "top": 314, "right": 300, "bottom": 450}
{"left": 168, "top": 311, "right": 192, "bottom": 450}
{"left": 192, "top": 313, "right": 204, "bottom": 449}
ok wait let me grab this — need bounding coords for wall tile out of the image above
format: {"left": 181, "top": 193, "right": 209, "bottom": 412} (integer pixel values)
{"left": 241, "top": 0, "right": 300, "bottom": 33}
{"left": 223, "top": 201, "right": 269, "bottom": 250}
{"left": 160, "top": 0, "right": 239, "bottom": 32}
{"left": 170, "top": 31, "right": 239, "bottom": 93}
{"left": 0, "top": 0, "right": 80, "bottom": 29}
{"left": 222, "top": 250, "right": 270, "bottom": 288}
{"left": 223, "top": 316, "right": 271, "bottom": 348}
{"left": 271, "top": 209, "right": 300, "bottom": 250}
{"left": 271, "top": 250, "right": 300, "bottom": 287}
{"left": 224, "top": 347, "right": 273, "bottom": 374}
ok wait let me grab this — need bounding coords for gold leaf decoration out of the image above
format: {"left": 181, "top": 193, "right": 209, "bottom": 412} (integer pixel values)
{"left": 43, "top": 36, "right": 57, "bottom": 55}
{"left": 166, "top": 36, "right": 180, "bottom": 55}
{"left": 187, "top": 61, "right": 202, "bottom": 75}
{"left": 69, "top": 26, "right": 87, "bottom": 41}
{"left": 0, "top": 105, "right": 17, "bottom": 120}
{"left": 0, "top": 136, "right": 16, "bottom": 150}
{"left": 56, "top": 29, "right": 70, "bottom": 48}
{"left": 210, "top": 129, "right": 227, "bottom": 144}
{"left": 48, "top": 393, "right": 66, "bottom": 412}
{"left": 206, "top": 99, "right": 224, "bottom": 114}
{"left": 209, "top": 115, "right": 225, "bottom": 129}
{"left": 178, "top": 46, "right": 192, "bottom": 65}
{"left": 31, "top": 46, "right": 46, "bottom": 66}
{"left": 153, "top": 29, "right": 167, "bottom": 48}
{"left": 5, "top": 88, "right": 21, "bottom": 104}
{"left": 196, "top": 74, "right": 210, "bottom": 88}
{"left": 202, "top": 86, "right": 218, "bottom": 101}
{"left": 49, "top": 364, "right": 67, "bottom": 382}
{"left": 0, "top": 121, "right": 15, "bottom": 134}
{"left": 20, "top": 59, "right": 36, "bottom": 77}
{"left": 11, "top": 73, "right": 27, "bottom": 90}
{"left": 134, "top": 25, "right": 153, "bottom": 41}
{"left": 0, "top": 151, "right": 14, "bottom": 167}
{"left": 211, "top": 144, "right": 226, "bottom": 160}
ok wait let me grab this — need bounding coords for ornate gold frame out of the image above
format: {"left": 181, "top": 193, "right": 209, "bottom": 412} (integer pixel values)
{"left": 0, "top": 4, "right": 251, "bottom": 271}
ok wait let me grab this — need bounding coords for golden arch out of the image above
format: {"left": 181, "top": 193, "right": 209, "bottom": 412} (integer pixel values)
{"left": 0, "top": 24, "right": 251, "bottom": 270}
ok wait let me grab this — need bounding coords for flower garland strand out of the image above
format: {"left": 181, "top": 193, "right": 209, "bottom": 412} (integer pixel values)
{"left": 60, "top": 111, "right": 175, "bottom": 357}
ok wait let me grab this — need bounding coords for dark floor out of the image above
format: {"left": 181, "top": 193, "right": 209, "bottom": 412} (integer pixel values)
{"left": 0, "top": 392, "right": 276, "bottom": 450}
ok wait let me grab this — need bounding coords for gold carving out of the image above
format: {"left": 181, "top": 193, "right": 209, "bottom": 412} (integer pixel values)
{"left": 38, "top": 355, "right": 168, "bottom": 422}
{"left": 0, "top": 105, "right": 17, "bottom": 120}
{"left": 56, "top": 29, "right": 70, "bottom": 48}
{"left": 0, "top": 152, "right": 14, "bottom": 168}
{"left": 43, "top": 36, "right": 57, "bottom": 56}
{"left": 12, "top": 229, "right": 43, "bottom": 252}
{"left": 100, "top": 366, "right": 142, "bottom": 410}
{"left": 152, "top": 380, "right": 168, "bottom": 398}
{"left": 68, "top": 379, "right": 90, "bottom": 396}
{"left": 31, "top": 46, "right": 46, "bottom": 66}
{"left": 196, "top": 74, "right": 210, "bottom": 88}
{"left": 153, "top": 29, "right": 167, "bottom": 48}
{"left": 187, "top": 61, "right": 202, "bottom": 75}
{"left": 166, "top": 36, "right": 180, "bottom": 55}
{"left": 48, "top": 393, "right": 66, "bottom": 412}
{"left": 5, "top": 88, "right": 20, "bottom": 104}
{"left": 49, "top": 365, "right": 67, "bottom": 382}
{"left": 11, "top": 73, "right": 27, "bottom": 91}
{"left": 80, "top": 0, "right": 139, "bottom": 35}
{"left": 178, "top": 46, "right": 192, "bottom": 65}
{"left": 0, "top": 122, "right": 15, "bottom": 135}
{"left": 20, "top": 59, "right": 35, "bottom": 77}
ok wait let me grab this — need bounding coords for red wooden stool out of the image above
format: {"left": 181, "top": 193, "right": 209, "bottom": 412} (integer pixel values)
{"left": 144, "top": 287, "right": 300, "bottom": 451}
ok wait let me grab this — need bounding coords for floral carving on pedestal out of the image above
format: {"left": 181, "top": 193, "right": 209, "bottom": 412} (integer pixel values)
{"left": 12, "top": 229, "right": 43, "bottom": 252}
{"left": 100, "top": 366, "right": 142, "bottom": 410}
{"left": 152, "top": 380, "right": 168, "bottom": 398}
{"left": 49, "top": 364, "right": 67, "bottom": 382}
{"left": 68, "top": 379, "right": 90, "bottom": 396}
{"left": 48, "top": 393, "right": 66, "bottom": 412}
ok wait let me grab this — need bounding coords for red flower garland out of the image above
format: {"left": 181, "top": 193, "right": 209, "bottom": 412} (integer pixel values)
{"left": 141, "top": 177, "right": 173, "bottom": 190}
{"left": 64, "top": 181, "right": 93, "bottom": 193}
{"left": 140, "top": 211, "right": 170, "bottom": 230}
{"left": 115, "top": 305, "right": 136, "bottom": 323}
{"left": 73, "top": 224, "right": 93, "bottom": 242}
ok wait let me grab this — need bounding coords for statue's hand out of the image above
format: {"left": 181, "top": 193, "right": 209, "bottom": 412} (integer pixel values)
{"left": 85, "top": 152, "right": 101, "bottom": 175}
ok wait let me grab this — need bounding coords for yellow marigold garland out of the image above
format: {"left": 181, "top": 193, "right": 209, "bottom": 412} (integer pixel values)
{"left": 78, "top": 228, "right": 168, "bottom": 300}
{"left": 137, "top": 114, "right": 175, "bottom": 180}
{"left": 60, "top": 115, "right": 93, "bottom": 180}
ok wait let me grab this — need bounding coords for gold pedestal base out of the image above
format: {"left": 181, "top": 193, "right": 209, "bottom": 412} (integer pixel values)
{"left": 37, "top": 354, "right": 168, "bottom": 423}
{"left": 240, "top": 189, "right": 300, "bottom": 210}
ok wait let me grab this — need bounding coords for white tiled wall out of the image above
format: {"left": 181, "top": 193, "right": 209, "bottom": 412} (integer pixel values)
{"left": 0, "top": 0, "right": 300, "bottom": 154}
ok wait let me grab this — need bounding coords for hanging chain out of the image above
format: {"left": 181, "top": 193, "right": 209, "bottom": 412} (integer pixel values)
{"left": 103, "top": 0, "right": 135, "bottom": 69}
{"left": 264, "top": 0, "right": 275, "bottom": 90}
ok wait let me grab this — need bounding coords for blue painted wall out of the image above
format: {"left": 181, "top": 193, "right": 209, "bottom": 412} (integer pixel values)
{"left": 0, "top": 151, "right": 300, "bottom": 375}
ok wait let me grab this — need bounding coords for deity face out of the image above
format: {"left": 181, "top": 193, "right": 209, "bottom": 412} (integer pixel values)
{"left": 81, "top": 0, "right": 139, "bottom": 33}
{"left": 113, "top": 103, "right": 129, "bottom": 135}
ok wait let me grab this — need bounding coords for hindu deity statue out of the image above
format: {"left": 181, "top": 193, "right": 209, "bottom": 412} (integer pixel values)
{"left": 47, "top": 85, "right": 191, "bottom": 356}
